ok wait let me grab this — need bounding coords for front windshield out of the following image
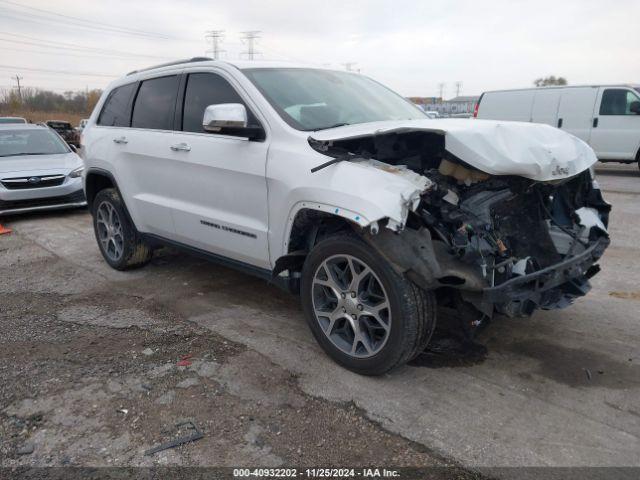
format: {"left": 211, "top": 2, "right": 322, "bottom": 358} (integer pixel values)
{"left": 0, "top": 129, "right": 69, "bottom": 157}
{"left": 242, "top": 68, "right": 425, "bottom": 131}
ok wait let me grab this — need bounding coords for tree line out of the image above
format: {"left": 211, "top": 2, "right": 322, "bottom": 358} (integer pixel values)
{"left": 0, "top": 87, "right": 102, "bottom": 114}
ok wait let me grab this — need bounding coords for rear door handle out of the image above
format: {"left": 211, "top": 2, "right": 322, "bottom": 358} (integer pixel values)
{"left": 113, "top": 136, "right": 128, "bottom": 144}
{"left": 593, "top": 117, "right": 599, "bottom": 128}
{"left": 170, "top": 142, "right": 191, "bottom": 152}
{"left": 557, "top": 118, "right": 563, "bottom": 128}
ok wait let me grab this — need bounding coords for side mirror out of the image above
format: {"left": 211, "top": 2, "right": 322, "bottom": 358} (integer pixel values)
{"left": 202, "top": 104, "right": 264, "bottom": 140}
{"left": 630, "top": 101, "right": 640, "bottom": 114}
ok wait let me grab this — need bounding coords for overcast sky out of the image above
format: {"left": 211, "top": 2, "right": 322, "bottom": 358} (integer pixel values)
{"left": 1, "top": 0, "right": 638, "bottom": 98}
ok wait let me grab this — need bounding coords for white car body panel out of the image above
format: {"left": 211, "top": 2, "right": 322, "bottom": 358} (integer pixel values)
{"left": 309, "top": 119, "right": 598, "bottom": 182}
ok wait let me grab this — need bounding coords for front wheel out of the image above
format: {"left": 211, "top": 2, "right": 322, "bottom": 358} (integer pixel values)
{"left": 300, "top": 234, "right": 436, "bottom": 375}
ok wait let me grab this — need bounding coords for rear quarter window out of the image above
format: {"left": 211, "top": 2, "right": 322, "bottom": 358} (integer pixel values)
{"left": 97, "top": 83, "right": 137, "bottom": 127}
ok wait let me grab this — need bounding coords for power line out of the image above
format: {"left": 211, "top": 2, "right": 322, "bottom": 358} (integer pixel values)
{"left": 0, "top": 9, "right": 195, "bottom": 45}
{"left": 0, "top": 0, "right": 169, "bottom": 37}
{"left": 0, "top": 45, "right": 171, "bottom": 61}
{"left": 0, "top": 64, "right": 119, "bottom": 78}
{"left": 240, "top": 31, "right": 261, "bottom": 60}
{"left": 0, "top": 0, "right": 177, "bottom": 39}
{"left": 205, "top": 30, "right": 225, "bottom": 60}
{"left": 0, "top": 32, "right": 173, "bottom": 59}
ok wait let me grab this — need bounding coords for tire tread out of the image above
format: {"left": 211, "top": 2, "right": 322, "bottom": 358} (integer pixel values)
{"left": 300, "top": 232, "right": 436, "bottom": 375}
{"left": 92, "top": 188, "right": 152, "bottom": 270}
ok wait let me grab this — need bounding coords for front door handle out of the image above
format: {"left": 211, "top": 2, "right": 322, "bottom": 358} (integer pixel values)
{"left": 113, "top": 136, "right": 128, "bottom": 144}
{"left": 557, "top": 118, "right": 563, "bottom": 128}
{"left": 170, "top": 142, "right": 191, "bottom": 152}
{"left": 593, "top": 117, "right": 599, "bottom": 128}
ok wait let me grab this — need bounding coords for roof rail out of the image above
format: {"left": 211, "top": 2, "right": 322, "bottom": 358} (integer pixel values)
{"left": 127, "top": 57, "right": 213, "bottom": 76}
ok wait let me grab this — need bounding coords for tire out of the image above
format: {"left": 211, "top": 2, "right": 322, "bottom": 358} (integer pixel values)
{"left": 92, "top": 188, "right": 152, "bottom": 270}
{"left": 300, "top": 233, "right": 436, "bottom": 375}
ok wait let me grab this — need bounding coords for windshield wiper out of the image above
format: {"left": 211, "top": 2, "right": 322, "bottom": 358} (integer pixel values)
{"left": 0, "top": 152, "right": 48, "bottom": 157}
{"left": 311, "top": 152, "right": 363, "bottom": 173}
{"left": 312, "top": 122, "right": 350, "bottom": 131}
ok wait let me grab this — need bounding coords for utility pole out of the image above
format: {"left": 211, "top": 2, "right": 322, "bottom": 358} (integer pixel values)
{"left": 240, "top": 31, "right": 261, "bottom": 60}
{"left": 205, "top": 30, "right": 225, "bottom": 60}
{"left": 341, "top": 62, "right": 358, "bottom": 72}
{"left": 437, "top": 83, "right": 445, "bottom": 100}
{"left": 12, "top": 74, "right": 23, "bottom": 101}
{"left": 454, "top": 81, "right": 463, "bottom": 97}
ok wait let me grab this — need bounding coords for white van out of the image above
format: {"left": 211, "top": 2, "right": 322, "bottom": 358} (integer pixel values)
{"left": 475, "top": 85, "right": 640, "bottom": 167}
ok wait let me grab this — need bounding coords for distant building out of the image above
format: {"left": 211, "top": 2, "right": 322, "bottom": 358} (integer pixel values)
{"left": 408, "top": 97, "right": 441, "bottom": 111}
{"left": 410, "top": 95, "right": 480, "bottom": 117}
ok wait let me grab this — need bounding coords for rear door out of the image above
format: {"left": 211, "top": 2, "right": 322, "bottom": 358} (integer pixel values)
{"left": 589, "top": 87, "right": 640, "bottom": 160}
{"left": 89, "top": 81, "right": 137, "bottom": 203}
{"left": 530, "top": 88, "right": 562, "bottom": 127}
{"left": 117, "top": 74, "right": 181, "bottom": 237}
{"left": 167, "top": 70, "right": 270, "bottom": 269}
{"left": 556, "top": 87, "right": 599, "bottom": 143}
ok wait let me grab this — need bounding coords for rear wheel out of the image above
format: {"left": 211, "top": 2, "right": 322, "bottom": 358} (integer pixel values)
{"left": 300, "top": 234, "right": 436, "bottom": 375}
{"left": 92, "top": 188, "right": 152, "bottom": 270}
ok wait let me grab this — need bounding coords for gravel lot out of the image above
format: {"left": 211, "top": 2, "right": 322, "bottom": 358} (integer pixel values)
{"left": 1, "top": 164, "right": 639, "bottom": 477}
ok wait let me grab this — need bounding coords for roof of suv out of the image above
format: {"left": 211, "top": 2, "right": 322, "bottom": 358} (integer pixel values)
{"left": 126, "top": 57, "right": 334, "bottom": 76}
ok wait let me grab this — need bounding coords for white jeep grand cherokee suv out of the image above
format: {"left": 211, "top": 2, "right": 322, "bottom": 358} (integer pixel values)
{"left": 83, "top": 58, "right": 610, "bottom": 375}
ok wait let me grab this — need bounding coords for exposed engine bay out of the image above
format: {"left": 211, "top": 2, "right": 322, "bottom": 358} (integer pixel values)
{"left": 309, "top": 130, "right": 611, "bottom": 321}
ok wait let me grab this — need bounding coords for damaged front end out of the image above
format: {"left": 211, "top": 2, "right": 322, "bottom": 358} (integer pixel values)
{"left": 309, "top": 125, "right": 611, "bottom": 320}
{"left": 412, "top": 160, "right": 610, "bottom": 317}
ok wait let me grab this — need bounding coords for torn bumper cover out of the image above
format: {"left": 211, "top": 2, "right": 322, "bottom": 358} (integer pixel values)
{"left": 366, "top": 228, "right": 609, "bottom": 318}
{"left": 481, "top": 236, "right": 609, "bottom": 316}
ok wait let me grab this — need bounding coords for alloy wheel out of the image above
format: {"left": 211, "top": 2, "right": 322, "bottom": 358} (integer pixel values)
{"left": 96, "top": 201, "right": 124, "bottom": 262}
{"left": 311, "top": 254, "right": 391, "bottom": 358}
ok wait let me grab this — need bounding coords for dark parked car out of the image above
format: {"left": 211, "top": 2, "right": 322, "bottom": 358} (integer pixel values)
{"left": 45, "top": 120, "right": 80, "bottom": 147}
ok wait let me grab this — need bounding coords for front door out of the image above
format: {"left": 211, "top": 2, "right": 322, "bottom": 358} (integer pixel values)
{"left": 168, "top": 71, "right": 270, "bottom": 269}
{"left": 589, "top": 87, "right": 640, "bottom": 160}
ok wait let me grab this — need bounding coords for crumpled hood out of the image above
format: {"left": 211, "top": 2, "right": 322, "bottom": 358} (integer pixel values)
{"left": 0, "top": 152, "right": 81, "bottom": 176}
{"left": 309, "top": 118, "right": 597, "bottom": 182}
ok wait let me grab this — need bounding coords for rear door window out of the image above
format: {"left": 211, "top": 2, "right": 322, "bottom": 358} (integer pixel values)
{"left": 600, "top": 89, "right": 640, "bottom": 115}
{"left": 181, "top": 73, "right": 257, "bottom": 133}
{"left": 132, "top": 76, "right": 180, "bottom": 130}
{"left": 97, "top": 83, "right": 137, "bottom": 127}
